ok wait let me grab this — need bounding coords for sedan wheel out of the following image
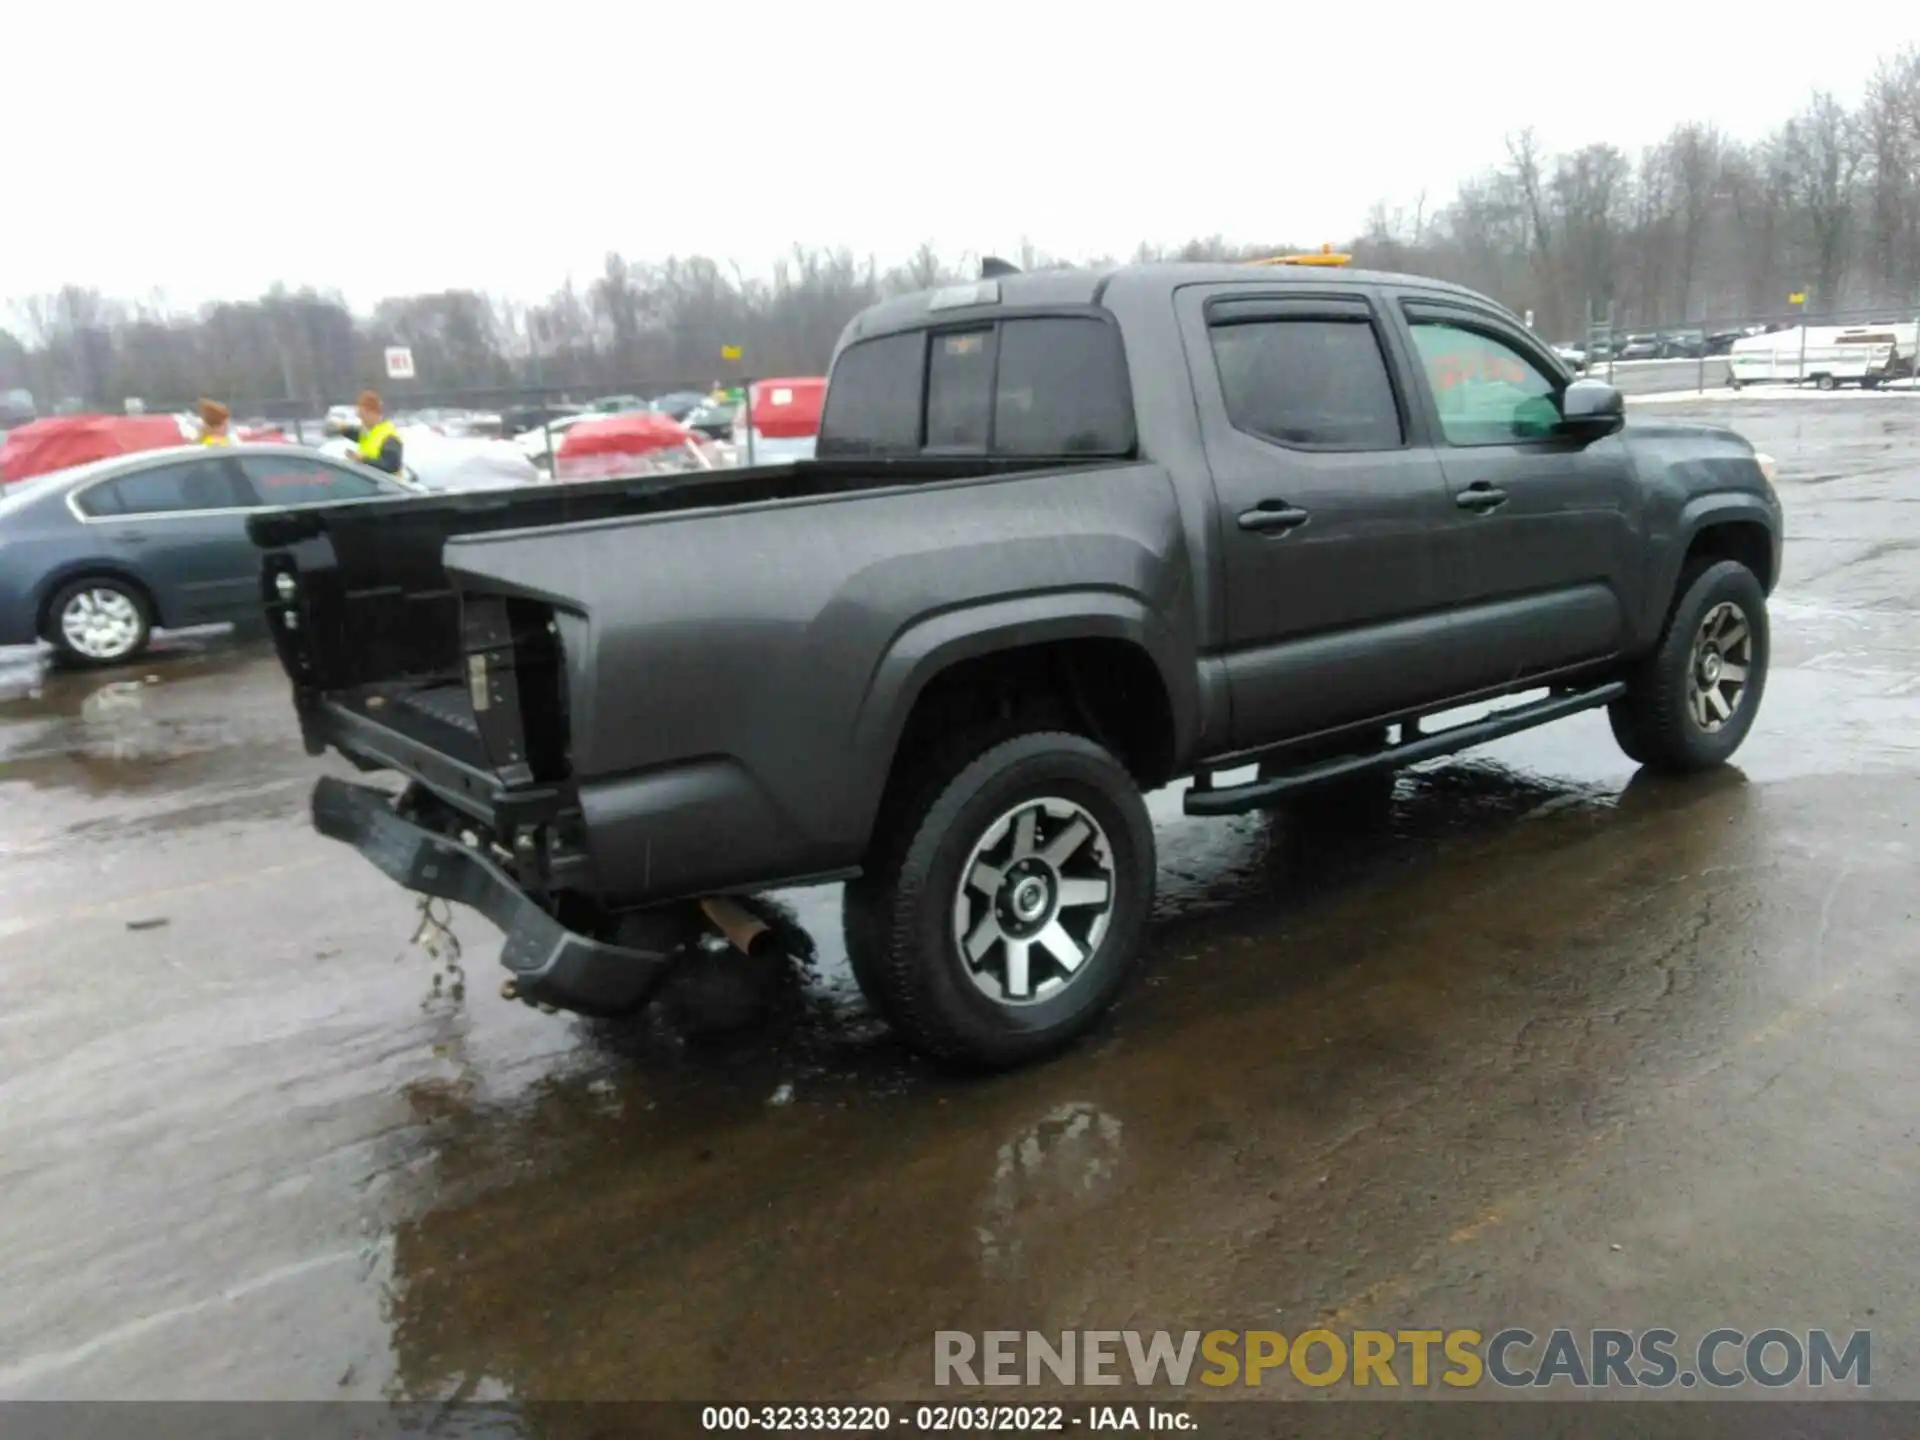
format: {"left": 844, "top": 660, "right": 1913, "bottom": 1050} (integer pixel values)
{"left": 52, "top": 581, "right": 151, "bottom": 665}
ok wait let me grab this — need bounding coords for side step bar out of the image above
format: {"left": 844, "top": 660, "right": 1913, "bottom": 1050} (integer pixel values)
{"left": 1183, "top": 682, "right": 1627, "bottom": 817}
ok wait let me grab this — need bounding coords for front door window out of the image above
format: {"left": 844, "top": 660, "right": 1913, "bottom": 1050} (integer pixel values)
{"left": 1408, "top": 321, "right": 1562, "bottom": 445}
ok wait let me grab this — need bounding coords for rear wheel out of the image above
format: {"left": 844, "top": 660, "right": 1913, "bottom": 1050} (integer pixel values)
{"left": 1608, "top": 560, "right": 1768, "bottom": 773}
{"left": 843, "top": 728, "right": 1153, "bottom": 1069}
{"left": 47, "top": 577, "right": 152, "bottom": 666}
{"left": 1814, "top": 373, "right": 1837, "bottom": 391}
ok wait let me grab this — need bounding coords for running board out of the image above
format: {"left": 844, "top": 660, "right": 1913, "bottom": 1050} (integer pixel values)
{"left": 1183, "top": 682, "right": 1627, "bottom": 817}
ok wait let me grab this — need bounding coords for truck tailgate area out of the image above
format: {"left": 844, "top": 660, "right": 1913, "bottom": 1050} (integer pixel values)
{"left": 334, "top": 681, "right": 486, "bottom": 767}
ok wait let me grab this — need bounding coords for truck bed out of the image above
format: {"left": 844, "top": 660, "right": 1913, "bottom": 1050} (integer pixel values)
{"left": 248, "top": 456, "right": 1087, "bottom": 697}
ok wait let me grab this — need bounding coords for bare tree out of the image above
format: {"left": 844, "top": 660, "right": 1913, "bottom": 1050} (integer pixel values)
{"left": 1504, "top": 129, "right": 1558, "bottom": 328}
{"left": 1664, "top": 122, "right": 1725, "bottom": 319}
{"left": 1552, "top": 143, "right": 1631, "bottom": 333}
{"left": 1781, "top": 92, "right": 1867, "bottom": 312}
{"left": 1859, "top": 47, "right": 1920, "bottom": 306}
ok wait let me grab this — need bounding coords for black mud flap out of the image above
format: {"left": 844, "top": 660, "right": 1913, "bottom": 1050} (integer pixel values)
{"left": 311, "top": 775, "right": 674, "bottom": 1015}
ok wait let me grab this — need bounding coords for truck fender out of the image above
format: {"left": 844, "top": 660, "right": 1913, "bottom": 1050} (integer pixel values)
{"left": 849, "top": 589, "right": 1197, "bottom": 815}
{"left": 1638, "top": 492, "right": 1778, "bottom": 642}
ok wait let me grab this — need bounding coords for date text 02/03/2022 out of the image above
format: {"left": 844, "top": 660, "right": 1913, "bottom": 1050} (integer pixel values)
{"left": 697, "top": 1403, "right": 1189, "bottom": 1431}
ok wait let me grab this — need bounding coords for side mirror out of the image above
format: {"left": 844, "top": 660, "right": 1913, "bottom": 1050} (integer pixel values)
{"left": 1558, "top": 377, "right": 1625, "bottom": 439}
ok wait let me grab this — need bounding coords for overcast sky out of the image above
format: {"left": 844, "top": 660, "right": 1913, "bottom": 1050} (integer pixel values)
{"left": 6, "top": 2, "right": 1919, "bottom": 316}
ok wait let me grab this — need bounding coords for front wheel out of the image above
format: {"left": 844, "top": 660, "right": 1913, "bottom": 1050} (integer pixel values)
{"left": 1608, "top": 560, "right": 1769, "bottom": 773}
{"left": 47, "top": 577, "right": 152, "bottom": 666}
{"left": 843, "top": 729, "right": 1154, "bottom": 1069}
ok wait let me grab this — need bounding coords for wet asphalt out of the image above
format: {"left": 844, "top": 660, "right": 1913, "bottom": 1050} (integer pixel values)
{"left": 1, "top": 395, "right": 1917, "bottom": 1407}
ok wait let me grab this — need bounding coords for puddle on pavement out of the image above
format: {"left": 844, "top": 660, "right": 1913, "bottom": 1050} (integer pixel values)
{"left": 0, "top": 636, "right": 305, "bottom": 823}
{"left": 0, "top": 627, "right": 258, "bottom": 708}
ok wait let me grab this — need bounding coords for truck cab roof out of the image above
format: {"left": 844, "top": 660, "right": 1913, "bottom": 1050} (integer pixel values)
{"left": 840, "top": 262, "right": 1512, "bottom": 345}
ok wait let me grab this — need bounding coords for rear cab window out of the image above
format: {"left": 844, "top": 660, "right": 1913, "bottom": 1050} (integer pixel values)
{"left": 926, "top": 329, "right": 995, "bottom": 450}
{"left": 818, "top": 315, "right": 1135, "bottom": 459}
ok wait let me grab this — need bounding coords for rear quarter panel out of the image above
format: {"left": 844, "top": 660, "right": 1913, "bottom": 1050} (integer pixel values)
{"left": 441, "top": 463, "right": 1197, "bottom": 902}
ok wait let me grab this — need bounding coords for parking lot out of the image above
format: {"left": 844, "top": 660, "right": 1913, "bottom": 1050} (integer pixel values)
{"left": 2, "top": 395, "right": 1918, "bottom": 1404}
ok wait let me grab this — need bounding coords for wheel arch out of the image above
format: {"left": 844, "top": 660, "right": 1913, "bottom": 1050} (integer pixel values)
{"left": 1637, "top": 496, "right": 1778, "bottom": 645}
{"left": 35, "top": 562, "right": 164, "bottom": 638}
{"left": 849, "top": 592, "right": 1196, "bottom": 841}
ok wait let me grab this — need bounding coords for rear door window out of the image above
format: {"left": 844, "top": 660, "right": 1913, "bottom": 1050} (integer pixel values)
{"left": 76, "top": 459, "right": 249, "bottom": 517}
{"left": 238, "top": 454, "right": 393, "bottom": 505}
{"left": 1208, "top": 314, "right": 1405, "bottom": 449}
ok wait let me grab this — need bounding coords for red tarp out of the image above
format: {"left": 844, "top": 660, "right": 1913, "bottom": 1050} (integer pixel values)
{"left": 744, "top": 377, "right": 826, "bottom": 439}
{"left": 1, "top": 414, "right": 191, "bottom": 485}
{"left": 555, "top": 411, "right": 697, "bottom": 481}
{"left": 237, "top": 426, "right": 293, "bottom": 444}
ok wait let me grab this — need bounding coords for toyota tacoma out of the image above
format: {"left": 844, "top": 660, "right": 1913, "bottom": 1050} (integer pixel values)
{"left": 249, "top": 259, "right": 1782, "bottom": 1068}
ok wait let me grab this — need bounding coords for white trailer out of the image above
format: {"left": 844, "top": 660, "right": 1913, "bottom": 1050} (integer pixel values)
{"left": 1727, "top": 323, "right": 1914, "bottom": 390}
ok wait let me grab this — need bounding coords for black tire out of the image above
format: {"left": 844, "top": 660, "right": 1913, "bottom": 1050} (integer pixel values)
{"left": 45, "top": 576, "right": 153, "bottom": 667}
{"left": 1606, "top": 702, "right": 1650, "bottom": 765}
{"left": 843, "top": 728, "right": 1154, "bottom": 1069}
{"left": 1814, "top": 373, "right": 1836, "bottom": 391}
{"left": 1608, "top": 559, "right": 1768, "bottom": 773}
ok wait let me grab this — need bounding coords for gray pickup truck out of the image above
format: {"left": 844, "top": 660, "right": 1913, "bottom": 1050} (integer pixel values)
{"left": 250, "top": 260, "right": 1783, "bottom": 1068}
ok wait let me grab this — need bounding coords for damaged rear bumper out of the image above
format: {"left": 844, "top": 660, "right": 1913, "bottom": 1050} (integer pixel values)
{"left": 311, "top": 775, "right": 672, "bottom": 1015}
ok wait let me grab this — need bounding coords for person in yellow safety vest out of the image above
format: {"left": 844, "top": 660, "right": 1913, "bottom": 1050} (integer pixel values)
{"left": 336, "top": 389, "right": 403, "bottom": 475}
{"left": 198, "top": 398, "right": 234, "bottom": 444}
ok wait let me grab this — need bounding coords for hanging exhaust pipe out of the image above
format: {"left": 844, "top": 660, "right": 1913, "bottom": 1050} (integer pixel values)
{"left": 699, "top": 896, "right": 780, "bottom": 958}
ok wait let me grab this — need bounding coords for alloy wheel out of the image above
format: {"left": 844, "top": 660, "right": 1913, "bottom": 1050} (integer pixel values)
{"left": 60, "top": 588, "right": 143, "bottom": 661}
{"left": 1687, "top": 600, "right": 1752, "bottom": 733}
{"left": 951, "top": 797, "right": 1117, "bottom": 1005}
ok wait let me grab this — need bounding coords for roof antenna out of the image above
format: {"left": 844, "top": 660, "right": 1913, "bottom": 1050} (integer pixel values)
{"left": 980, "top": 256, "right": 1020, "bottom": 279}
